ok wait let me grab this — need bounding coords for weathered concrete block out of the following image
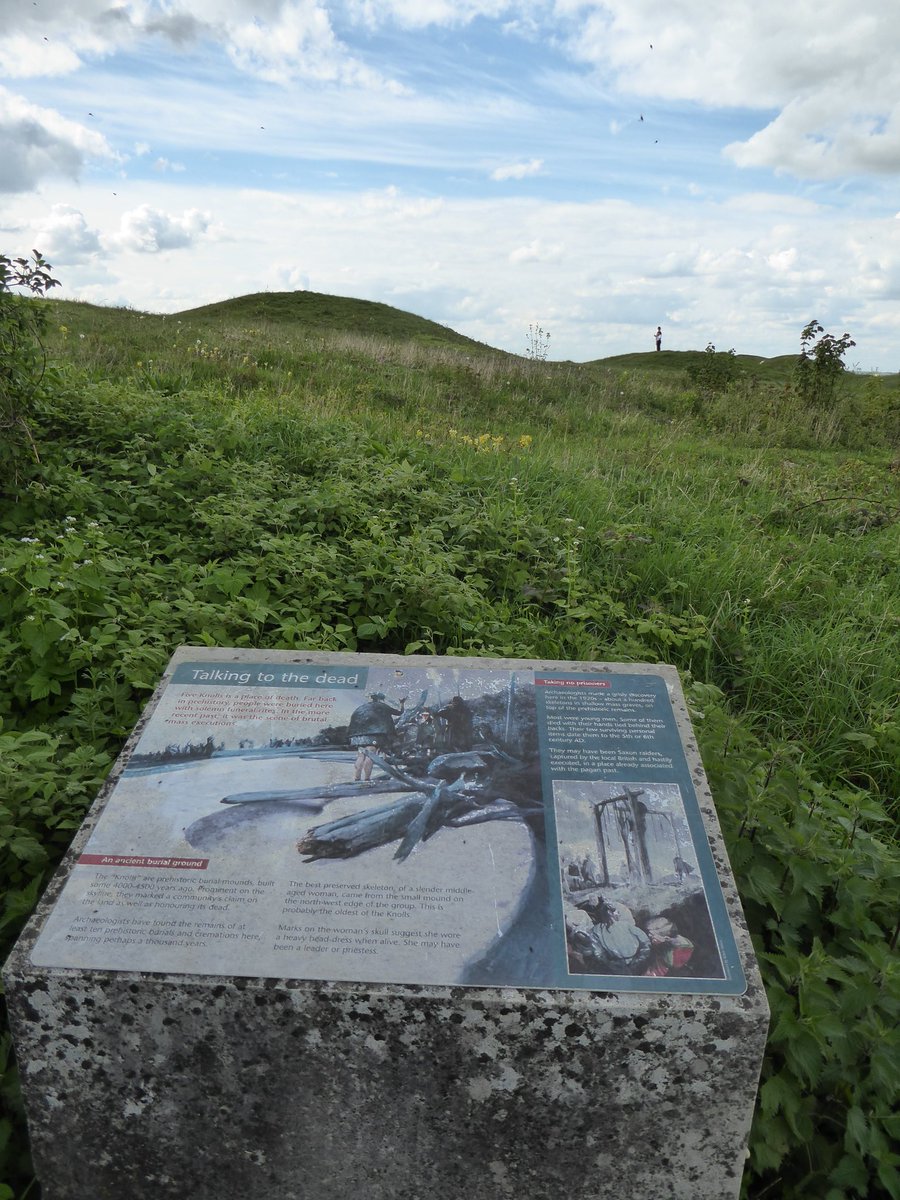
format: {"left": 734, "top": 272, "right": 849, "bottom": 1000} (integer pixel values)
{"left": 5, "top": 650, "right": 768, "bottom": 1200}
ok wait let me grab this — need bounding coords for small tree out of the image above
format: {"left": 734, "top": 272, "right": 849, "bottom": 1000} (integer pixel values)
{"left": 689, "top": 342, "right": 738, "bottom": 393}
{"left": 0, "top": 249, "right": 60, "bottom": 468}
{"left": 794, "top": 319, "right": 855, "bottom": 408}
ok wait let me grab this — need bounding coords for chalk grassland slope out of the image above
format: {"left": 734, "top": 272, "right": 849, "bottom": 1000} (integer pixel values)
{"left": 177, "top": 290, "right": 496, "bottom": 351}
{"left": 47, "top": 301, "right": 900, "bottom": 501}
{"left": 51, "top": 290, "right": 900, "bottom": 414}
{"left": 179, "top": 294, "right": 829, "bottom": 384}
{"left": 594, "top": 349, "right": 900, "bottom": 395}
{"left": 1, "top": 289, "right": 899, "bottom": 1200}
{"left": 597, "top": 348, "right": 798, "bottom": 381}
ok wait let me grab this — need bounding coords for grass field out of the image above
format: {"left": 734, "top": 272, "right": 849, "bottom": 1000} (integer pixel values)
{"left": 2, "top": 289, "right": 898, "bottom": 1200}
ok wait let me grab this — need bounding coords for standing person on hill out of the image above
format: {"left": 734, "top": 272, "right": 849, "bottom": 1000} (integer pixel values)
{"left": 655, "top": 325, "right": 662, "bottom": 351}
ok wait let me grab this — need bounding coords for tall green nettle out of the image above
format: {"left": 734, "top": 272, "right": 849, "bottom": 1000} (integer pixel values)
{"left": 0, "top": 250, "right": 60, "bottom": 476}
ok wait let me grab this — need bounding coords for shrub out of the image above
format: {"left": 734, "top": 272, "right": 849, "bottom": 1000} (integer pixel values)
{"left": 689, "top": 341, "right": 739, "bottom": 393}
{"left": 794, "top": 320, "right": 856, "bottom": 409}
{"left": 694, "top": 684, "right": 900, "bottom": 1200}
{"left": 0, "top": 250, "right": 60, "bottom": 478}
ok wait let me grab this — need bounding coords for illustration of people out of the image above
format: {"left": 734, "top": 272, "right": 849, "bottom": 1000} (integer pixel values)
{"left": 347, "top": 691, "right": 406, "bottom": 781}
{"left": 581, "top": 855, "right": 602, "bottom": 887}
{"left": 414, "top": 709, "right": 437, "bottom": 757}
{"left": 655, "top": 325, "right": 662, "bottom": 351}
{"left": 474, "top": 718, "right": 495, "bottom": 744}
{"left": 567, "top": 896, "right": 652, "bottom": 975}
{"left": 564, "top": 859, "right": 583, "bottom": 894}
{"left": 436, "top": 695, "right": 474, "bottom": 751}
{"left": 673, "top": 854, "right": 694, "bottom": 883}
{"left": 642, "top": 916, "right": 694, "bottom": 978}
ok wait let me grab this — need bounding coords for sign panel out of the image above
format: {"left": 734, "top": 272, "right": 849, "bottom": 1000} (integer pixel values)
{"left": 31, "top": 655, "right": 746, "bottom": 994}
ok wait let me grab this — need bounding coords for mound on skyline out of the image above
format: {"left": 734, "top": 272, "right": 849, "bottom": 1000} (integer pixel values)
{"left": 175, "top": 290, "right": 811, "bottom": 381}
{"left": 51, "top": 289, "right": 885, "bottom": 385}
{"left": 176, "top": 290, "right": 495, "bottom": 353}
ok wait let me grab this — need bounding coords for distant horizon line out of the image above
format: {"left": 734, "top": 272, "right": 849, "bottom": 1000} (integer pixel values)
{"left": 37, "top": 288, "right": 894, "bottom": 375}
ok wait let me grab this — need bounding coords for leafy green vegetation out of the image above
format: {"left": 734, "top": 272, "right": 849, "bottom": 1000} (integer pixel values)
{"left": 0, "top": 251, "right": 59, "bottom": 475}
{"left": 1, "top": 285, "right": 898, "bottom": 1200}
{"left": 795, "top": 319, "right": 857, "bottom": 410}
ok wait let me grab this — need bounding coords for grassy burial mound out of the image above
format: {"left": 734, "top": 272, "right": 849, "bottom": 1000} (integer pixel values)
{"left": 178, "top": 289, "right": 494, "bottom": 350}
{"left": 1, "top": 283, "right": 899, "bottom": 1200}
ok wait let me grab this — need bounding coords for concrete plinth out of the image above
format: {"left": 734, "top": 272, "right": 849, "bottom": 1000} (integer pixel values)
{"left": 4, "top": 650, "right": 768, "bottom": 1199}
{"left": 5, "top": 968, "right": 768, "bottom": 1200}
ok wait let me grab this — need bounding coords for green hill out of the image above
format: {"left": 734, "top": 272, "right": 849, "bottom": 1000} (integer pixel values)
{"left": 175, "top": 289, "right": 496, "bottom": 353}
{"left": 595, "top": 348, "right": 800, "bottom": 383}
{"left": 48, "top": 290, "right": 898, "bottom": 394}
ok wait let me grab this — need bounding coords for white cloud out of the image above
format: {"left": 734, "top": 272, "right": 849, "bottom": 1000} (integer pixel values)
{"left": 268, "top": 263, "right": 311, "bottom": 290}
{"left": 0, "top": 1, "right": 406, "bottom": 92}
{"left": 112, "top": 205, "right": 213, "bottom": 253}
{"left": 509, "top": 238, "right": 564, "bottom": 264}
{"left": 0, "top": 0, "right": 139, "bottom": 78}
{"left": 766, "top": 247, "right": 798, "bottom": 273}
{"left": 223, "top": 1, "right": 406, "bottom": 90}
{"left": 348, "top": 1, "right": 516, "bottom": 29}
{"left": 491, "top": 157, "right": 544, "bottom": 181}
{"left": 726, "top": 100, "right": 900, "bottom": 180}
{"left": 559, "top": 0, "right": 900, "bottom": 180}
{"left": 0, "top": 86, "right": 116, "bottom": 192}
{"left": 358, "top": 186, "right": 444, "bottom": 218}
{"left": 0, "top": 35, "right": 83, "bottom": 78}
{"left": 153, "top": 157, "right": 186, "bottom": 173}
{"left": 33, "top": 204, "right": 102, "bottom": 263}
{"left": 144, "top": 10, "right": 207, "bottom": 46}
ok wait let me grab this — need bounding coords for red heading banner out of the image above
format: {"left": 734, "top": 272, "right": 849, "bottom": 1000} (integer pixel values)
{"left": 77, "top": 854, "right": 209, "bottom": 870}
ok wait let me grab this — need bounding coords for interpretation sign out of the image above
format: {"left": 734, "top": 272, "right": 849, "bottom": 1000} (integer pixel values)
{"left": 31, "top": 652, "right": 746, "bottom": 994}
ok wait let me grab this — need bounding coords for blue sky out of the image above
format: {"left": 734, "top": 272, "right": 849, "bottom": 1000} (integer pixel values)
{"left": 2, "top": 1, "right": 899, "bottom": 366}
